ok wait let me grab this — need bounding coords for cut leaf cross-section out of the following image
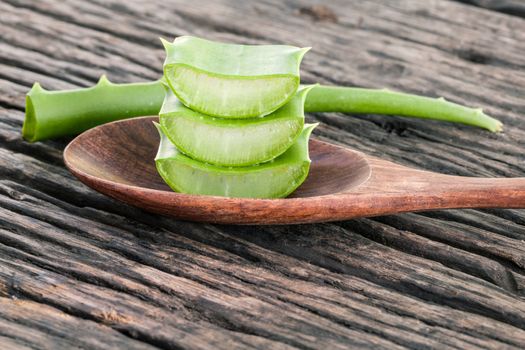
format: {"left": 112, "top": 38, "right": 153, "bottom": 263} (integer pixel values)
{"left": 162, "top": 36, "right": 309, "bottom": 118}
{"left": 159, "top": 86, "right": 314, "bottom": 166}
{"left": 155, "top": 123, "right": 317, "bottom": 198}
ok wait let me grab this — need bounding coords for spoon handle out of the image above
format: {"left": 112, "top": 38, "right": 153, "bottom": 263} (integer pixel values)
{"left": 419, "top": 176, "right": 525, "bottom": 209}
{"left": 362, "top": 157, "right": 525, "bottom": 212}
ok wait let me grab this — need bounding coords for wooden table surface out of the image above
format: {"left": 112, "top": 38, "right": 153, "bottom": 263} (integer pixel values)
{"left": 1, "top": 0, "right": 525, "bottom": 349}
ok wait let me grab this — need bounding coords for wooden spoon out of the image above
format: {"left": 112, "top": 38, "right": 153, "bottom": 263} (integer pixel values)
{"left": 64, "top": 116, "right": 525, "bottom": 225}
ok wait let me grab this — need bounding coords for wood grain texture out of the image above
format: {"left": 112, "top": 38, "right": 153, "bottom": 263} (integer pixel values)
{"left": 0, "top": 0, "right": 524, "bottom": 348}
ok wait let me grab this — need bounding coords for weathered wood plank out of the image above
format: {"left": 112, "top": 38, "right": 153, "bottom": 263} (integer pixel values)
{"left": 0, "top": 0, "right": 524, "bottom": 348}
{"left": 0, "top": 298, "right": 157, "bottom": 350}
{"left": 1, "top": 189, "right": 525, "bottom": 349}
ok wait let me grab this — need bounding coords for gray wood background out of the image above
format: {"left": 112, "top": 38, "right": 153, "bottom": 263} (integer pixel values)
{"left": 0, "top": 0, "right": 524, "bottom": 349}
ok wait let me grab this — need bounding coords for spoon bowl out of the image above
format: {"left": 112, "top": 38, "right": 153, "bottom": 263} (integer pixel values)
{"left": 64, "top": 117, "right": 525, "bottom": 224}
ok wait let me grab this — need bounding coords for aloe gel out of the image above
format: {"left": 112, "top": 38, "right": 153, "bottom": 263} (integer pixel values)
{"left": 162, "top": 36, "right": 309, "bottom": 118}
{"left": 155, "top": 123, "right": 317, "bottom": 198}
{"left": 159, "top": 86, "right": 313, "bottom": 167}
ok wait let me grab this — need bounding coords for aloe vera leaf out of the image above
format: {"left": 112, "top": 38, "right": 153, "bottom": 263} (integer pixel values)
{"left": 155, "top": 123, "right": 317, "bottom": 199}
{"left": 159, "top": 85, "right": 313, "bottom": 167}
{"left": 22, "top": 76, "right": 165, "bottom": 142}
{"left": 162, "top": 36, "right": 309, "bottom": 118}
{"left": 305, "top": 86, "right": 503, "bottom": 132}
{"left": 22, "top": 80, "right": 503, "bottom": 142}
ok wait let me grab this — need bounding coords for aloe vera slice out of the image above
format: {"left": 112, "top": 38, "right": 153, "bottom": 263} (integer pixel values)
{"left": 159, "top": 86, "right": 313, "bottom": 167}
{"left": 155, "top": 123, "right": 317, "bottom": 199}
{"left": 162, "top": 36, "right": 309, "bottom": 118}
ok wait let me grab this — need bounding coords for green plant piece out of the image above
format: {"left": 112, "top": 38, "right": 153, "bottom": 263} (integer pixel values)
{"left": 23, "top": 81, "right": 503, "bottom": 142}
{"left": 155, "top": 123, "right": 317, "bottom": 198}
{"left": 305, "top": 86, "right": 503, "bottom": 132}
{"left": 162, "top": 36, "right": 309, "bottom": 118}
{"left": 22, "top": 76, "right": 165, "bottom": 142}
{"left": 159, "top": 85, "right": 313, "bottom": 166}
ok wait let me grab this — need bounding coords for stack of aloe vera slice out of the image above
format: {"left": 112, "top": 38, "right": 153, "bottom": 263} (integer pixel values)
{"left": 22, "top": 35, "right": 503, "bottom": 199}
{"left": 154, "top": 36, "right": 316, "bottom": 199}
